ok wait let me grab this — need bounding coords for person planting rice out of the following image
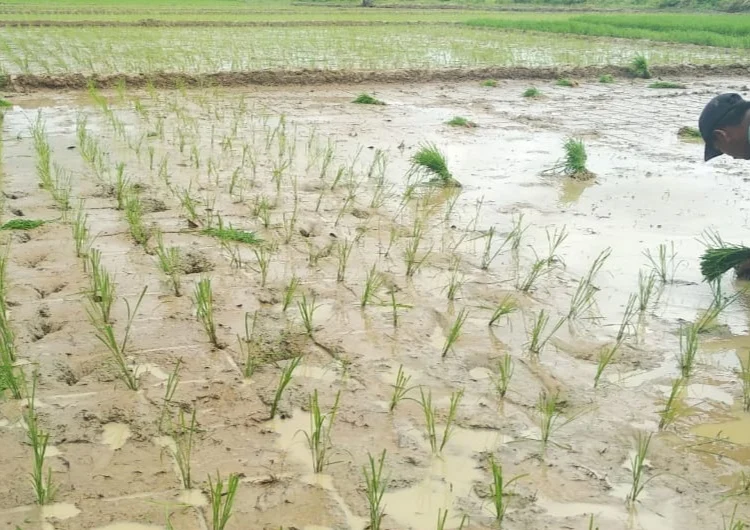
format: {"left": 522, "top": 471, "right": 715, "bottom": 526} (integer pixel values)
{"left": 698, "top": 93, "right": 750, "bottom": 280}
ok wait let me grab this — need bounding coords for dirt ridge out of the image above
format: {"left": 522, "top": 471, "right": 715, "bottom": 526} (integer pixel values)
{"left": 6, "top": 64, "right": 750, "bottom": 91}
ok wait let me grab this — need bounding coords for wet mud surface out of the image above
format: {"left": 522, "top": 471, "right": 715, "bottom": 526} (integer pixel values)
{"left": 1, "top": 78, "right": 750, "bottom": 529}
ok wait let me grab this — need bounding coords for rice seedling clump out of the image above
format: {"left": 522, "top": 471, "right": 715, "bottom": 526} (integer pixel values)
{"left": 353, "top": 93, "right": 385, "bottom": 105}
{"left": 411, "top": 143, "right": 461, "bottom": 187}
{"left": 677, "top": 126, "right": 702, "bottom": 141}
{"left": 523, "top": 87, "right": 542, "bottom": 98}
{"left": 648, "top": 81, "right": 686, "bottom": 89}
{"left": 446, "top": 116, "right": 478, "bottom": 128}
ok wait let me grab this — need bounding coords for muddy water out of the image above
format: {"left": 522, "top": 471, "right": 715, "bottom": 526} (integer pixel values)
{"left": 2, "top": 78, "right": 750, "bottom": 529}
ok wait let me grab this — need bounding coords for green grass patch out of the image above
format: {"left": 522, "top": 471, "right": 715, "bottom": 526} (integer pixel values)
{"left": 202, "top": 226, "right": 260, "bottom": 245}
{"left": 446, "top": 116, "right": 477, "bottom": 128}
{"left": 0, "top": 99, "right": 11, "bottom": 108}
{"left": 481, "top": 79, "right": 498, "bottom": 87}
{"left": 648, "top": 81, "right": 686, "bottom": 89}
{"left": 556, "top": 78, "right": 576, "bottom": 87}
{"left": 1, "top": 219, "right": 45, "bottom": 230}
{"left": 353, "top": 93, "right": 385, "bottom": 105}
{"left": 599, "top": 74, "right": 614, "bottom": 83}
{"left": 523, "top": 87, "right": 542, "bottom": 98}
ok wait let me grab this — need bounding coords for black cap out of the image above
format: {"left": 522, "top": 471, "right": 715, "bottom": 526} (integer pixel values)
{"left": 699, "top": 93, "right": 750, "bottom": 161}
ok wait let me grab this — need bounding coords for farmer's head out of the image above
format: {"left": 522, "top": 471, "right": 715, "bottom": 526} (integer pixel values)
{"left": 700, "top": 93, "right": 750, "bottom": 161}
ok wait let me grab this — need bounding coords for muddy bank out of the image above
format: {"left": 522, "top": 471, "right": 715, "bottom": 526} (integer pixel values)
{"left": 7, "top": 64, "right": 750, "bottom": 91}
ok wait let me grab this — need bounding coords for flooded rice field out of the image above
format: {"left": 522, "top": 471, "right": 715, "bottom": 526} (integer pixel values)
{"left": 0, "top": 25, "right": 746, "bottom": 75}
{"left": 1, "top": 77, "right": 750, "bottom": 529}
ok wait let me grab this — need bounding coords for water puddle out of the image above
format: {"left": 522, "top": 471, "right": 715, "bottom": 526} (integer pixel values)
{"left": 692, "top": 411, "right": 750, "bottom": 445}
{"left": 41, "top": 503, "right": 81, "bottom": 520}
{"left": 383, "top": 426, "right": 511, "bottom": 530}
{"left": 101, "top": 423, "right": 132, "bottom": 450}
{"left": 132, "top": 363, "right": 169, "bottom": 381}
{"left": 178, "top": 489, "right": 207, "bottom": 507}
{"left": 297, "top": 364, "right": 339, "bottom": 382}
{"left": 539, "top": 497, "right": 673, "bottom": 530}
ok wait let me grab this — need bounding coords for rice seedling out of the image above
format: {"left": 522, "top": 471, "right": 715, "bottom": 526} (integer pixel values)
{"left": 124, "top": 192, "right": 150, "bottom": 246}
{"left": 72, "top": 200, "right": 93, "bottom": 259}
{"left": 32, "top": 114, "right": 53, "bottom": 191}
{"left": 419, "top": 387, "right": 463, "bottom": 453}
{"left": 556, "top": 78, "right": 576, "bottom": 87}
{"left": 269, "top": 356, "right": 301, "bottom": 419}
{"left": 252, "top": 244, "right": 275, "bottom": 287}
{"left": 517, "top": 258, "right": 549, "bottom": 292}
{"left": 336, "top": 239, "right": 354, "bottom": 283}
{"left": 353, "top": 93, "right": 385, "bottom": 105}
{"left": 527, "top": 310, "right": 566, "bottom": 355}
{"left": 563, "top": 137, "right": 589, "bottom": 176}
{"left": 154, "top": 232, "right": 182, "bottom": 296}
{"left": 113, "top": 162, "right": 131, "bottom": 210}
{"left": 87, "top": 249, "right": 116, "bottom": 324}
{"left": 237, "top": 311, "right": 261, "bottom": 377}
{"left": 509, "top": 213, "right": 528, "bottom": 252}
{"left": 442, "top": 308, "right": 468, "bottom": 358}
{"left": 659, "top": 376, "right": 685, "bottom": 430}
{"left": 589, "top": 514, "right": 599, "bottom": 530}
{"left": 480, "top": 226, "right": 512, "bottom": 271}
{"left": 489, "top": 294, "right": 518, "bottom": 327}
{"left": 158, "top": 359, "right": 181, "bottom": 434}
{"left": 695, "top": 282, "right": 741, "bottom": 333}
{"left": 282, "top": 275, "right": 300, "bottom": 312}
{"left": 488, "top": 456, "right": 525, "bottom": 525}
{"left": 648, "top": 81, "right": 686, "bottom": 89}
{"left": 193, "top": 277, "right": 221, "bottom": 349}
{"left": 87, "top": 287, "right": 146, "bottom": 391}
{"left": 298, "top": 294, "right": 319, "bottom": 336}
{"left": 178, "top": 188, "right": 200, "bottom": 226}
{"left": 644, "top": 242, "right": 681, "bottom": 284}
{"left": 599, "top": 74, "right": 614, "bottom": 83}
{"left": 389, "top": 364, "right": 415, "bottom": 412}
{"left": 202, "top": 226, "right": 259, "bottom": 245}
{"left": 723, "top": 505, "right": 748, "bottom": 530}
{"left": 0, "top": 337, "right": 22, "bottom": 399}
{"left": 700, "top": 244, "right": 750, "bottom": 283}
{"left": 362, "top": 264, "right": 384, "bottom": 308}
{"left": 171, "top": 407, "right": 197, "bottom": 489}
{"left": 630, "top": 54, "right": 651, "bottom": 79}
{"left": 481, "top": 79, "right": 498, "bottom": 87}
{"left": 436, "top": 509, "right": 469, "bottom": 530}
{"left": 207, "top": 472, "right": 239, "bottom": 530}
{"left": 391, "top": 290, "right": 399, "bottom": 328}
{"left": 51, "top": 164, "right": 72, "bottom": 216}
{"left": 593, "top": 339, "right": 622, "bottom": 388}
{"left": 627, "top": 432, "right": 654, "bottom": 505}
{"left": 445, "top": 255, "right": 465, "bottom": 301}
{"left": 282, "top": 204, "right": 298, "bottom": 244}
{"left": 363, "top": 450, "right": 388, "bottom": 530}
{"left": 26, "top": 375, "right": 56, "bottom": 504}
{"left": 0, "top": 98, "right": 10, "bottom": 108}
{"left": 740, "top": 355, "right": 750, "bottom": 412}
{"left": 411, "top": 143, "right": 459, "bottom": 187}
{"left": 446, "top": 116, "right": 477, "bottom": 128}
{"left": 616, "top": 294, "right": 639, "bottom": 343}
{"left": 637, "top": 270, "right": 658, "bottom": 312}
{"left": 545, "top": 225, "right": 568, "bottom": 266}
{"left": 405, "top": 218, "right": 432, "bottom": 277}
{"left": 495, "top": 353, "right": 514, "bottom": 398}
{"left": 677, "top": 324, "right": 699, "bottom": 378}
{"left": 523, "top": 87, "right": 542, "bottom": 98}
{"left": 1, "top": 219, "right": 44, "bottom": 230}
{"left": 304, "top": 389, "right": 341, "bottom": 473}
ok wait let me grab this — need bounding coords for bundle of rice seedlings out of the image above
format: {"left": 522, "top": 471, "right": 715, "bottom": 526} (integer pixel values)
{"left": 523, "top": 87, "right": 541, "bottom": 98}
{"left": 677, "top": 126, "right": 701, "bottom": 142}
{"left": 353, "top": 93, "right": 385, "bottom": 105}
{"left": 411, "top": 143, "right": 461, "bottom": 187}
{"left": 648, "top": 81, "right": 686, "bottom": 89}
{"left": 630, "top": 54, "right": 651, "bottom": 79}
{"left": 599, "top": 74, "right": 614, "bottom": 84}
{"left": 700, "top": 245, "right": 750, "bottom": 282}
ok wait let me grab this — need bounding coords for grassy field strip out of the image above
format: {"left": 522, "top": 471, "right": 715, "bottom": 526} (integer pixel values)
{"left": 0, "top": 25, "right": 745, "bottom": 77}
{"left": 466, "top": 14, "right": 750, "bottom": 48}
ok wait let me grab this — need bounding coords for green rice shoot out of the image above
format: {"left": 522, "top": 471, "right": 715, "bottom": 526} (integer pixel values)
{"left": 0, "top": 99, "right": 11, "bottom": 108}
{"left": 446, "top": 116, "right": 477, "bottom": 128}
{"left": 677, "top": 126, "right": 702, "bottom": 141}
{"left": 556, "top": 78, "right": 576, "bottom": 87}
{"left": 523, "top": 87, "right": 542, "bottom": 98}
{"left": 631, "top": 54, "right": 651, "bottom": 79}
{"left": 481, "top": 79, "right": 498, "bottom": 87}
{"left": 411, "top": 142, "right": 459, "bottom": 187}
{"left": 599, "top": 74, "right": 614, "bottom": 83}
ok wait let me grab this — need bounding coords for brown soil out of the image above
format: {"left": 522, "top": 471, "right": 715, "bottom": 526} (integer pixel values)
{"left": 1, "top": 78, "right": 750, "bottom": 529}
{"left": 7, "top": 64, "right": 750, "bottom": 91}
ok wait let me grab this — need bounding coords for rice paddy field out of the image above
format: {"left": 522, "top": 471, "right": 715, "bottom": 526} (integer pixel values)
{"left": 3, "top": 2, "right": 750, "bottom": 530}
